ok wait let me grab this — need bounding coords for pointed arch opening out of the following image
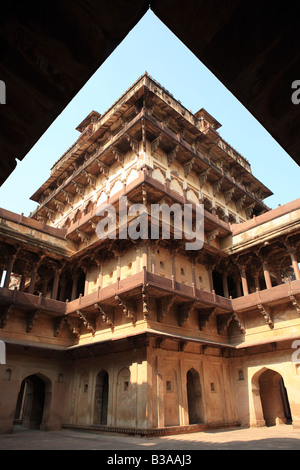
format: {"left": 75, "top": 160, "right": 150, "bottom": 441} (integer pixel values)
{"left": 253, "top": 368, "right": 292, "bottom": 427}
{"left": 186, "top": 368, "right": 204, "bottom": 425}
{"left": 94, "top": 370, "right": 109, "bottom": 425}
{"left": 14, "top": 374, "right": 51, "bottom": 430}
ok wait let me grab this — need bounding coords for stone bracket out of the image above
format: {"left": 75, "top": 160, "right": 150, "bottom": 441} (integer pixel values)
{"left": 115, "top": 294, "right": 136, "bottom": 324}
{"left": 111, "top": 146, "right": 125, "bottom": 167}
{"left": 76, "top": 309, "right": 96, "bottom": 336}
{"left": 207, "top": 229, "right": 219, "bottom": 244}
{"left": 0, "top": 304, "right": 13, "bottom": 328}
{"left": 184, "top": 157, "right": 195, "bottom": 177}
{"left": 157, "top": 295, "right": 176, "bottom": 322}
{"left": 257, "top": 303, "right": 274, "bottom": 329}
{"left": 216, "top": 313, "right": 233, "bottom": 334}
{"left": 72, "top": 180, "right": 85, "bottom": 197}
{"left": 94, "top": 302, "right": 115, "bottom": 331}
{"left": 76, "top": 229, "right": 90, "bottom": 244}
{"left": 151, "top": 133, "right": 163, "bottom": 155}
{"left": 199, "top": 168, "right": 211, "bottom": 186}
{"left": 54, "top": 316, "right": 65, "bottom": 337}
{"left": 26, "top": 308, "right": 41, "bottom": 333}
{"left": 231, "top": 312, "right": 246, "bottom": 334}
{"left": 212, "top": 177, "right": 224, "bottom": 197}
{"left": 82, "top": 170, "right": 96, "bottom": 190}
{"left": 125, "top": 133, "right": 139, "bottom": 157}
{"left": 289, "top": 293, "right": 300, "bottom": 315}
{"left": 176, "top": 301, "right": 195, "bottom": 326}
{"left": 167, "top": 145, "right": 179, "bottom": 166}
{"left": 65, "top": 317, "right": 81, "bottom": 337}
{"left": 53, "top": 199, "right": 64, "bottom": 215}
{"left": 142, "top": 284, "right": 149, "bottom": 319}
{"left": 198, "top": 307, "right": 216, "bottom": 331}
{"left": 61, "top": 189, "right": 74, "bottom": 205}
{"left": 95, "top": 159, "right": 109, "bottom": 178}
{"left": 224, "top": 187, "right": 235, "bottom": 204}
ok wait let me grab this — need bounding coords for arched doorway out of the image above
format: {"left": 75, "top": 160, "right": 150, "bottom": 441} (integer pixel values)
{"left": 258, "top": 369, "right": 292, "bottom": 426}
{"left": 94, "top": 370, "right": 109, "bottom": 425}
{"left": 186, "top": 368, "right": 203, "bottom": 425}
{"left": 14, "top": 374, "right": 48, "bottom": 429}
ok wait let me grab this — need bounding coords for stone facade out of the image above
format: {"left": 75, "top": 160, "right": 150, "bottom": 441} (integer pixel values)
{"left": 0, "top": 73, "right": 299, "bottom": 434}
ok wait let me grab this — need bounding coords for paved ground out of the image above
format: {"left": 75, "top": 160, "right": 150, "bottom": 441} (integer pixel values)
{"left": 0, "top": 424, "right": 299, "bottom": 450}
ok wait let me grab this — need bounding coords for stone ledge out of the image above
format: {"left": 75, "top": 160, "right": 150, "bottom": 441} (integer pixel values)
{"left": 62, "top": 421, "right": 241, "bottom": 437}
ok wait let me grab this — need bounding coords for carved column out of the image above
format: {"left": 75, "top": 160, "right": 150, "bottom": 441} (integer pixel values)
{"left": 289, "top": 249, "right": 300, "bottom": 280}
{"left": 207, "top": 266, "right": 214, "bottom": 293}
{"left": 262, "top": 260, "right": 272, "bottom": 290}
{"left": 235, "top": 278, "right": 242, "bottom": 297}
{"left": 253, "top": 271, "right": 260, "bottom": 291}
{"left": 151, "top": 245, "right": 155, "bottom": 273}
{"left": 170, "top": 249, "right": 177, "bottom": 289}
{"left": 41, "top": 278, "right": 49, "bottom": 297}
{"left": 28, "top": 263, "right": 38, "bottom": 295}
{"left": 142, "top": 242, "right": 148, "bottom": 270}
{"left": 19, "top": 274, "right": 26, "bottom": 292}
{"left": 4, "top": 253, "right": 17, "bottom": 288}
{"left": 59, "top": 276, "right": 66, "bottom": 301}
{"left": 222, "top": 272, "right": 229, "bottom": 298}
{"left": 98, "top": 265, "right": 103, "bottom": 289}
{"left": 51, "top": 269, "right": 60, "bottom": 300}
{"left": 70, "top": 272, "right": 79, "bottom": 301}
{"left": 116, "top": 255, "right": 121, "bottom": 283}
{"left": 239, "top": 265, "right": 249, "bottom": 296}
{"left": 191, "top": 260, "right": 197, "bottom": 289}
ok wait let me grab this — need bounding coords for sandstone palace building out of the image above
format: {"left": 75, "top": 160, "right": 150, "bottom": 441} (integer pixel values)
{"left": 0, "top": 73, "right": 300, "bottom": 434}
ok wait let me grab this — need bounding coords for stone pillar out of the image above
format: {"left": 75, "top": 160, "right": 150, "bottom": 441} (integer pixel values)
{"left": 98, "top": 265, "right": 103, "bottom": 289}
{"left": 234, "top": 276, "right": 242, "bottom": 297}
{"left": 253, "top": 272, "right": 260, "bottom": 291}
{"left": 171, "top": 250, "right": 177, "bottom": 289}
{"left": 41, "top": 278, "right": 49, "bottom": 297}
{"left": 19, "top": 274, "right": 26, "bottom": 292}
{"left": 262, "top": 261, "right": 272, "bottom": 290}
{"left": 59, "top": 277, "right": 66, "bottom": 301}
{"left": 151, "top": 245, "right": 155, "bottom": 273}
{"left": 239, "top": 265, "right": 249, "bottom": 296}
{"left": 116, "top": 255, "right": 121, "bottom": 282}
{"left": 51, "top": 269, "right": 60, "bottom": 300}
{"left": 71, "top": 272, "right": 79, "bottom": 301}
{"left": 191, "top": 260, "right": 196, "bottom": 288}
{"left": 222, "top": 272, "right": 229, "bottom": 298}
{"left": 28, "top": 263, "right": 38, "bottom": 295}
{"left": 289, "top": 249, "right": 300, "bottom": 281}
{"left": 206, "top": 265, "right": 214, "bottom": 293}
{"left": 4, "top": 254, "right": 17, "bottom": 288}
{"left": 142, "top": 242, "right": 148, "bottom": 270}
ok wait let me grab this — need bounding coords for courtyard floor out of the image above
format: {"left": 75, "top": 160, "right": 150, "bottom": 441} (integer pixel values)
{"left": 0, "top": 424, "right": 299, "bottom": 450}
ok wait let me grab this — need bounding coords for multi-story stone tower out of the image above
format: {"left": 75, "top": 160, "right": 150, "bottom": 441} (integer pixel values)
{"left": 0, "top": 73, "right": 300, "bottom": 434}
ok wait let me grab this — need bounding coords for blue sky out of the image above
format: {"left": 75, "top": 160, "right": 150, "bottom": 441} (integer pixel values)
{"left": 0, "top": 9, "right": 299, "bottom": 216}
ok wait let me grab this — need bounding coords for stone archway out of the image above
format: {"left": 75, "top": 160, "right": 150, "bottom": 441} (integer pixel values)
{"left": 252, "top": 368, "right": 292, "bottom": 427}
{"left": 186, "top": 368, "right": 204, "bottom": 425}
{"left": 14, "top": 374, "right": 51, "bottom": 430}
{"left": 94, "top": 370, "right": 109, "bottom": 425}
